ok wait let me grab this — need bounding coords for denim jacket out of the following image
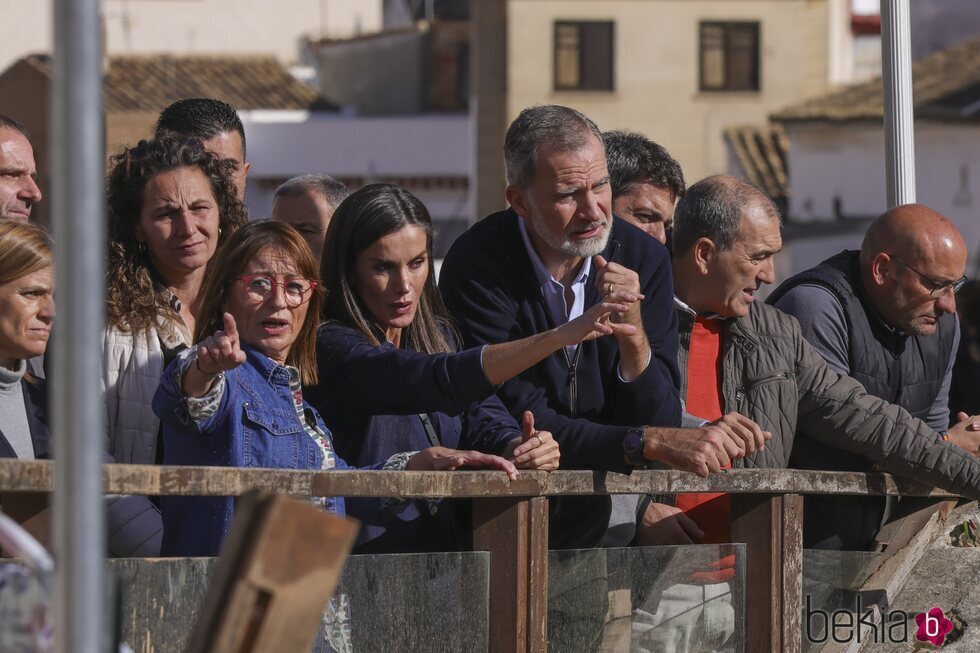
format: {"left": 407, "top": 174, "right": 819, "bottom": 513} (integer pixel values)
{"left": 153, "top": 345, "right": 349, "bottom": 556}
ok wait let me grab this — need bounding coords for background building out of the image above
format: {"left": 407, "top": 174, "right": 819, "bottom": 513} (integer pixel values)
{"left": 0, "top": 0, "right": 382, "bottom": 73}
{"left": 771, "top": 35, "right": 980, "bottom": 278}
{"left": 0, "top": 0, "right": 473, "bottom": 250}
{"left": 0, "top": 53, "right": 336, "bottom": 227}
{"left": 497, "top": 0, "right": 845, "bottom": 188}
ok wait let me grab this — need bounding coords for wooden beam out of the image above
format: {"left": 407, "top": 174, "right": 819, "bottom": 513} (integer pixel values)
{"left": 527, "top": 497, "right": 549, "bottom": 652}
{"left": 185, "top": 489, "right": 359, "bottom": 653}
{"left": 731, "top": 494, "right": 782, "bottom": 653}
{"left": 472, "top": 498, "right": 528, "bottom": 652}
{"left": 0, "top": 460, "right": 960, "bottom": 499}
{"left": 472, "top": 497, "right": 549, "bottom": 653}
{"left": 781, "top": 494, "right": 804, "bottom": 653}
{"left": 730, "top": 493, "right": 804, "bottom": 653}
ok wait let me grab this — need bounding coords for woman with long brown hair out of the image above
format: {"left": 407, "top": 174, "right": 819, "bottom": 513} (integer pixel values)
{"left": 153, "top": 220, "right": 517, "bottom": 558}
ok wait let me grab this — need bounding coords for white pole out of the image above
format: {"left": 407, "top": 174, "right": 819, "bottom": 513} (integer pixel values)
{"left": 51, "top": 0, "right": 106, "bottom": 651}
{"left": 880, "top": 0, "right": 916, "bottom": 207}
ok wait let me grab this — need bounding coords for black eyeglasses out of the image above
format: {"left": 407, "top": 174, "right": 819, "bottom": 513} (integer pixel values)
{"left": 888, "top": 255, "right": 967, "bottom": 298}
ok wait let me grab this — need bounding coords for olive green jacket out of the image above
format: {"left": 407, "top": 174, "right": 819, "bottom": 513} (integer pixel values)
{"left": 675, "top": 298, "right": 980, "bottom": 498}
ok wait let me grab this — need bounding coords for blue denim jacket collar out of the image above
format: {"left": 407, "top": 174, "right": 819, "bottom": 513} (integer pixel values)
{"left": 242, "top": 344, "right": 294, "bottom": 387}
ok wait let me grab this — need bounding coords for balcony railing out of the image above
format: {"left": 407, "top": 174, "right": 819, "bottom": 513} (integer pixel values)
{"left": 0, "top": 459, "right": 958, "bottom": 653}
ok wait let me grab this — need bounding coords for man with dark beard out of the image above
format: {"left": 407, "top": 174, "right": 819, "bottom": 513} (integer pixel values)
{"left": 155, "top": 98, "right": 250, "bottom": 201}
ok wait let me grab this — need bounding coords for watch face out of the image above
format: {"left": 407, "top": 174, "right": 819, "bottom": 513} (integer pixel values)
{"left": 624, "top": 429, "right": 644, "bottom": 454}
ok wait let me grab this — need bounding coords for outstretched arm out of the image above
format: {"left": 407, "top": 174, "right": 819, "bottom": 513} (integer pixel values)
{"left": 480, "top": 290, "right": 640, "bottom": 385}
{"left": 793, "top": 318, "right": 980, "bottom": 499}
{"left": 406, "top": 447, "right": 518, "bottom": 480}
{"left": 153, "top": 313, "right": 246, "bottom": 437}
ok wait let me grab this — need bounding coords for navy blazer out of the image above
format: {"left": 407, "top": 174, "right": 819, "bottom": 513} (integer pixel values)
{"left": 308, "top": 322, "right": 519, "bottom": 552}
{"left": 440, "top": 208, "right": 682, "bottom": 474}
{"left": 0, "top": 379, "right": 51, "bottom": 459}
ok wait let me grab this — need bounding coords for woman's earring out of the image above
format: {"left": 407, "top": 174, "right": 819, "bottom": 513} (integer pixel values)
{"left": 137, "top": 241, "right": 147, "bottom": 256}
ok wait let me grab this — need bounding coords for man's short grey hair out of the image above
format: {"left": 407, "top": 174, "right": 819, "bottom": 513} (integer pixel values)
{"left": 504, "top": 105, "right": 603, "bottom": 188}
{"left": 672, "top": 175, "right": 780, "bottom": 255}
{"left": 273, "top": 174, "right": 350, "bottom": 209}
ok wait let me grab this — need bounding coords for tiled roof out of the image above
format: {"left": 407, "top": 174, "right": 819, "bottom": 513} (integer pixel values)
{"left": 18, "top": 53, "right": 335, "bottom": 112}
{"left": 772, "top": 35, "right": 980, "bottom": 123}
{"left": 724, "top": 125, "right": 789, "bottom": 200}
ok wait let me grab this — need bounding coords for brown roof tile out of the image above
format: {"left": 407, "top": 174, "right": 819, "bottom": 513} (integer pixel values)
{"left": 724, "top": 125, "right": 789, "bottom": 199}
{"left": 19, "top": 53, "right": 335, "bottom": 112}
{"left": 772, "top": 35, "right": 980, "bottom": 123}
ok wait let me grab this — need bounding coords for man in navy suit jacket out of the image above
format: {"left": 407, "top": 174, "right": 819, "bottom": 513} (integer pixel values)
{"left": 440, "top": 105, "right": 752, "bottom": 650}
{"left": 441, "top": 106, "right": 750, "bottom": 545}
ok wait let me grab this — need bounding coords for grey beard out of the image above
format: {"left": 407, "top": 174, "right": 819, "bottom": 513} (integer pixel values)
{"left": 530, "top": 213, "right": 611, "bottom": 259}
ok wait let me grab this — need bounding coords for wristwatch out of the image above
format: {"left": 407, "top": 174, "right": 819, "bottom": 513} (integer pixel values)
{"left": 623, "top": 427, "right": 647, "bottom": 468}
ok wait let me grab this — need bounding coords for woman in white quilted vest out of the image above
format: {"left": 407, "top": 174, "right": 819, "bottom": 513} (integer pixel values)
{"left": 103, "top": 136, "right": 247, "bottom": 534}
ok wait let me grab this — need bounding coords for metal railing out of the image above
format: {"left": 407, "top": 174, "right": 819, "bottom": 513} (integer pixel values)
{"left": 0, "top": 459, "right": 958, "bottom": 653}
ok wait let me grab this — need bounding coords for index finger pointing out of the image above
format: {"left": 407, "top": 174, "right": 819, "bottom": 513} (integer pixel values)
{"left": 223, "top": 312, "right": 239, "bottom": 341}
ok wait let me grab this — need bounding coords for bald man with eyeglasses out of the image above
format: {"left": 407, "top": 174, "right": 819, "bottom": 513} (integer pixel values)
{"left": 769, "top": 204, "right": 977, "bottom": 551}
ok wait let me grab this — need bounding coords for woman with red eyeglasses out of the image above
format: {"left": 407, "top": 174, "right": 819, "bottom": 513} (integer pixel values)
{"left": 152, "top": 220, "right": 519, "bottom": 559}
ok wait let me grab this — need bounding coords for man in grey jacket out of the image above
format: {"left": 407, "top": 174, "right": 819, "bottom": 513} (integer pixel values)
{"left": 768, "top": 205, "right": 977, "bottom": 550}
{"left": 649, "top": 175, "right": 980, "bottom": 529}
{"left": 627, "top": 176, "right": 980, "bottom": 650}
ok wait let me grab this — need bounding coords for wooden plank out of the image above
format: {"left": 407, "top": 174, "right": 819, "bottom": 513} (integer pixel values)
{"left": 527, "top": 497, "right": 549, "bottom": 653}
{"left": 185, "top": 489, "right": 359, "bottom": 653}
{"left": 873, "top": 498, "right": 957, "bottom": 553}
{"left": 0, "top": 459, "right": 961, "bottom": 499}
{"left": 819, "top": 500, "right": 959, "bottom": 653}
{"left": 781, "top": 494, "right": 804, "bottom": 653}
{"left": 0, "top": 492, "right": 50, "bottom": 549}
{"left": 731, "top": 493, "right": 782, "bottom": 653}
{"left": 472, "top": 497, "right": 547, "bottom": 653}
